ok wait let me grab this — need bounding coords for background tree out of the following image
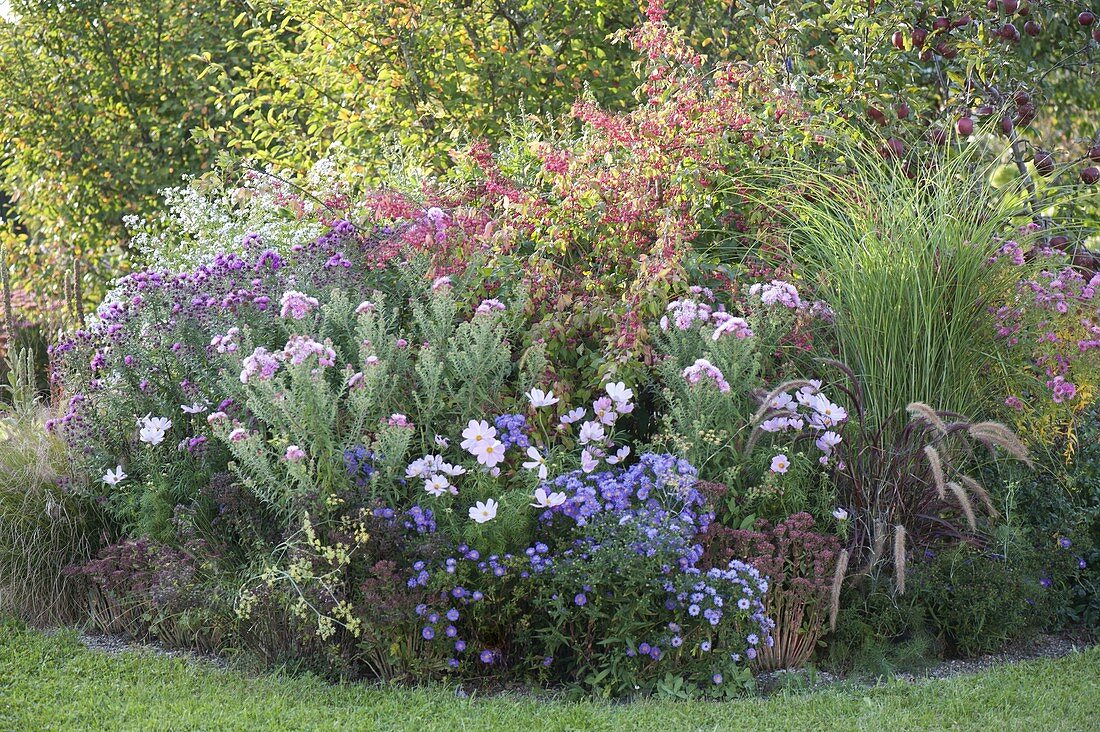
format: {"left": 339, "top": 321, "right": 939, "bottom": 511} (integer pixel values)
{"left": 0, "top": 0, "right": 251, "bottom": 313}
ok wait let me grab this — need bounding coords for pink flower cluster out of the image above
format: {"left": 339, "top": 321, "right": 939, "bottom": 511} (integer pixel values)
{"left": 682, "top": 358, "right": 731, "bottom": 393}
{"left": 747, "top": 280, "right": 803, "bottom": 309}
{"left": 239, "top": 336, "right": 338, "bottom": 383}
{"left": 279, "top": 290, "right": 320, "bottom": 320}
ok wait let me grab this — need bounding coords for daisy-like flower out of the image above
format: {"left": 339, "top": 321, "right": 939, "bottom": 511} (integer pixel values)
{"left": 472, "top": 439, "right": 506, "bottom": 468}
{"left": 605, "top": 445, "right": 631, "bottom": 465}
{"left": 770, "top": 454, "right": 791, "bottom": 474}
{"left": 816, "top": 430, "right": 842, "bottom": 454}
{"left": 354, "top": 300, "right": 376, "bottom": 315}
{"left": 577, "top": 421, "right": 605, "bottom": 445}
{"left": 138, "top": 414, "right": 171, "bottom": 445}
{"left": 771, "top": 392, "right": 796, "bottom": 412}
{"left": 808, "top": 394, "right": 847, "bottom": 428}
{"left": 143, "top": 415, "right": 173, "bottom": 433}
{"left": 460, "top": 420, "right": 497, "bottom": 453}
{"left": 592, "top": 397, "right": 618, "bottom": 426}
{"left": 434, "top": 434, "right": 450, "bottom": 448}
{"left": 285, "top": 445, "right": 305, "bottom": 462}
{"left": 522, "top": 447, "right": 549, "bottom": 480}
{"left": 530, "top": 486, "right": 567, "bottom": 508}
{"left": 406, "top": 459, "right": 432, "bottom": 479}
{"left": 425, "top": 475, "right": 451, "bottom": 497}
{"left": 180, "top": 402, "right": 208, "bottom": 415}
{"left": 580, "top": 448, "right": 599, "bottom": 473}
{"left": 228, "top": 427, "right": 250, "bottom": 442}
{"left": 560, "top": 407, "right": 586, "bottom": 425}
{"left": 102, "top": 465, "right": 127, "bottom": 486}
{"left": 526, "top": 388, "right": 560, "bottom": 408}
{"left": 469, "top": 498, "right": 498, "bottom": 524}
{"left": 439, "top": 462, "right": 466, "bottom": 477}
{"left": 605, "top": 381, "right": 634, "bottom": 406}
{"left": 431, "top": 276, "right": 453, "bottom": 291}
{"left": 832, "top": 507, "right": 849, "bottom": 521}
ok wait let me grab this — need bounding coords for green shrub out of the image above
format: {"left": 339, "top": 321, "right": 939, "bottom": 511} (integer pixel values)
{"left": 912, "top": 543, "right": 1063, "bottom": 657}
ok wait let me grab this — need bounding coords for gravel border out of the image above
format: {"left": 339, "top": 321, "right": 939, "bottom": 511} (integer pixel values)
{"left": 47, "top": 626, "right": 1094, "bottom": 696}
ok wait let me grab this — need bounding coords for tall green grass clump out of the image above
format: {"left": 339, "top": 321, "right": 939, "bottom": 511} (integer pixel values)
{"left": 758, "top": 143, "right": 1042, "bottom": 426}
{"left": 0, "top": 348, "right": 94, "bottom": 624}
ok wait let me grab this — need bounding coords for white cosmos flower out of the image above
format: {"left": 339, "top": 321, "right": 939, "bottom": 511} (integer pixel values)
{"left": 526, "top": 388, "right": 560, "bottom": 408}
{"left": 832, "top": 507, "right": 849, "bottom": 521}
{"left": 577, "top": 421, "right": 605, "bottom": 445}
{"left": 469, "top": 498, "right": 499, "bottom": 524}
{"left": 460, "top": 419, "right": 497, "bottom": 453}
{"left": 472, "top": 438, "right": 506, "bottom": 468}
{"left": 531, "top": 487, "right": 566, "bottom": 508}
{"left": 605, "top": 381, "right": 634, "bottom": 405}
{"left": 425, "top": 475, "right": 451, "bottom": 497}
{"left": 439, "top": 462, "right": 467, "bottom": 477}
{"left": 140, "top": 414, "right": 173, "bottom": 433}
{"left": 406, "top": 459, "right": 431, "bottom": 479}
{"left": 522, "top": 447, "right": 549, "bottom": 480}
{"left": 580, "top": 448, "right": 599, "bottom": 473}
{"left": 605, "top": 445, "right": 631, "bottom": 465}
{"left": 560, "top": 407, "right": 586, "bottom": 425}
{"left": 139, "top": 426, "right": 166, "bottom": 445}
{"left": 102, "top": 465, "right": 127, "bottom": 486}
{"left": 180, "top": 402, "right": 208, "bottom": 415}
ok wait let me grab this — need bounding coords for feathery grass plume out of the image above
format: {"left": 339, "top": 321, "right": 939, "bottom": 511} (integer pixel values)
{"left": 893, "top": 525, "right": 907, "bottom": 594}
{"left": 961, "top": 474, "right": 999, "bottom": 518}
{"left": 745, "top": 379, "right": 817, "bottom": 455}
{"left": 947, "top": 481, "right": 977, "bottom": 531}
{"left": 829, "top": 548, "right": 849, "bottom": 632}
{"left": 871, "top": 517, "right": 887, "bottom": 565}
{"left": 967, "top": 422, "right": 1032, "bottom": 466}
{"left": 924, "top": 444, "right": 946, "bottom": 499}
{"left": 907, "top": 402, "right": 947, "bottom": 434}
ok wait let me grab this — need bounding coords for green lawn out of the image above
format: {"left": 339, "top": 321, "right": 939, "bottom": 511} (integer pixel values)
{"left": 1, "top": 621, "right": 1097, "bottom": 732}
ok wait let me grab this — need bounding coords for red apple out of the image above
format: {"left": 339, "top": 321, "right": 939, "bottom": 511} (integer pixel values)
{"left": 1079, "top": 11, "right": 1096, "bottom": 25}
{"left": 956, "top": 116, "right": 975, "bottom": 136}
{"left": 933, "top": 16, "right": 951, "bottom": 31}
{"left": 866, "top": 106, "right": 887, "bottom": 125}
{"left": 1088, "top": 145, "right": 1100, "bottom": 162}
{"left": 892, "top": 30, "right": 906, "bottom": 49}
{"left": 1001, "top": 117, "right": 1015, "bottom": 135}
{"left": 1013, "top": 89, "right": 1031, "bottom": 105}
{"left": 1024, "top": 19, "right": 1042, "bottom": 35}
{"left": 1082, "top": 167, "right": 1100, "bottom": 185}
{"left": 912, "top": 27, "right": 929, "bottom": 47}
{"left": 1034, "top": 150, "right": 1055, "bottom": 177}
{"left": 896, "top": 102, "right": 911, "bottom": 119}
{"left": 885, "top": 137, "right": 906, "bottom": 158}
{"left": 1002, "top": 0, "right": 1019, "bottom": 14}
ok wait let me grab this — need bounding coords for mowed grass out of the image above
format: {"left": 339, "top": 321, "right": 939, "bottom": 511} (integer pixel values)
{"left": 1, "top": 621, "right": 1097, "bottom": 732}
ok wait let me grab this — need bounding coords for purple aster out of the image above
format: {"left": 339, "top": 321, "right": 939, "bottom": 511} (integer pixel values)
{"left": 574, "top": 593, "right": 587, "bottom": 606}
{"left": 712, "top": 673, "right": 723, "bottom": 684}
{"left": 422, "top": 626, "right": 435, "bottom": 640}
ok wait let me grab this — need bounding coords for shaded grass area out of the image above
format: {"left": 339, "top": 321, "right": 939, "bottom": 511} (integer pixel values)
{"left": 1, "top": 621, "right": 1098, "bottom": 731}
